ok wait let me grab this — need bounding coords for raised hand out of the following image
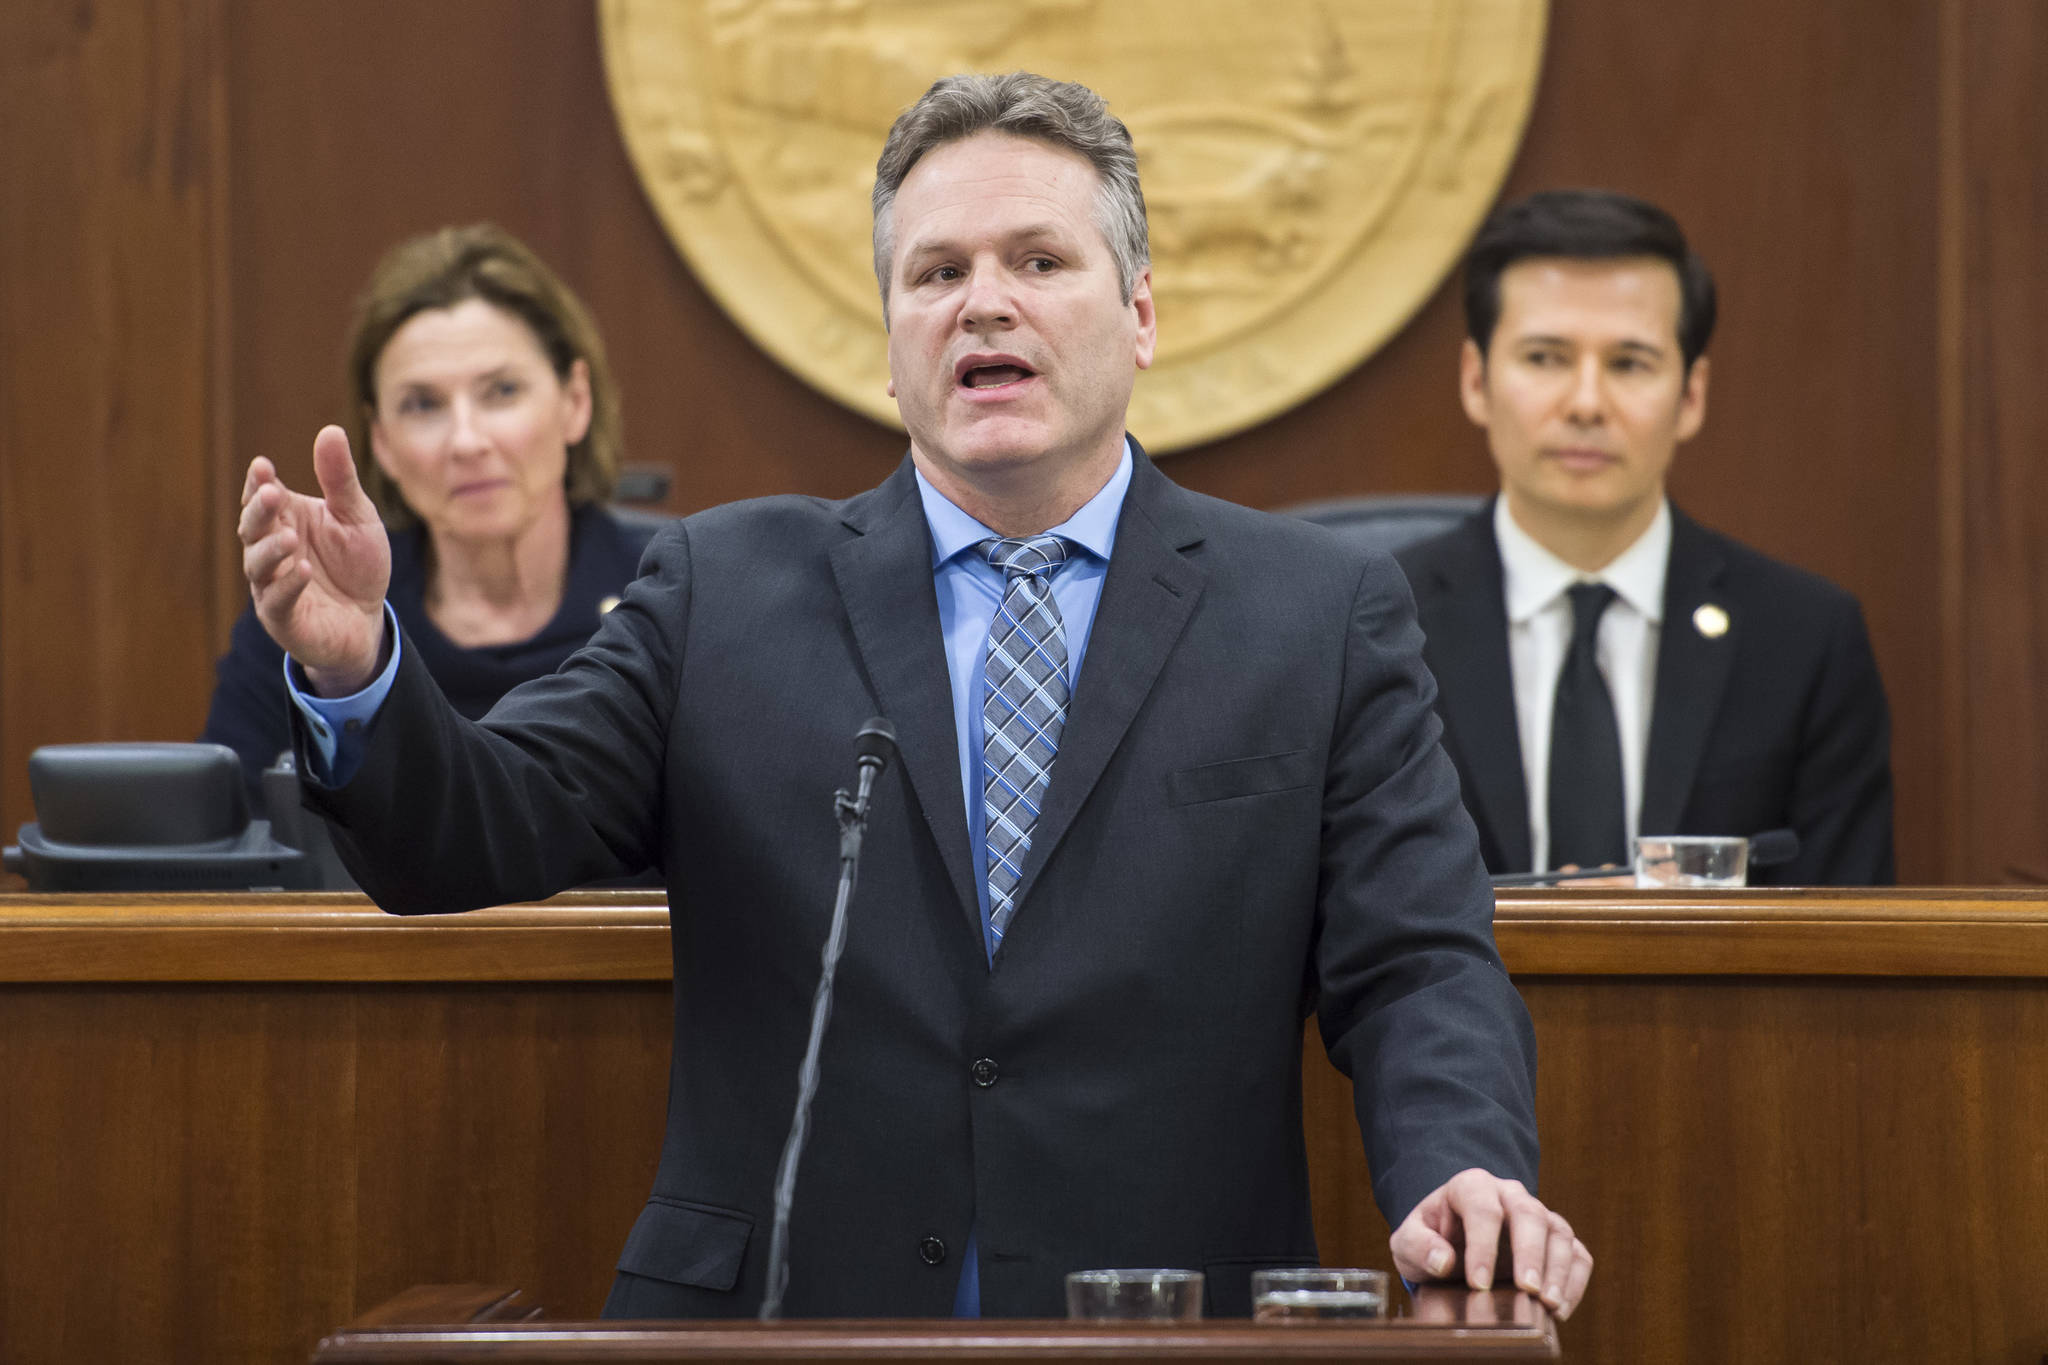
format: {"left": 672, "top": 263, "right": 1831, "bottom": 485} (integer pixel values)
{"left": 239, "top": 424, "right": 392, "bottom": 695}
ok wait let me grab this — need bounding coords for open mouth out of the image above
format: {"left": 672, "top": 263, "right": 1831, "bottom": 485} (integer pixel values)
{"left": 961, "top": 364, "right": 1033, "bottom": 389}
{"left": 955, "top": 356, "right": 1038, "bottom": 392}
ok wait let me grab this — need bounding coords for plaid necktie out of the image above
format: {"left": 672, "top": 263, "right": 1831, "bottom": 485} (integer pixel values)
{"left": 980, "top": 534, "right": 1071, "bottom": 944}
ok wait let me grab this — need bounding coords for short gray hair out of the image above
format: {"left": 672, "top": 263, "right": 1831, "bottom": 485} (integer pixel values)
{"left": 871, "top": 72, "right": 1150, "bottom": 320}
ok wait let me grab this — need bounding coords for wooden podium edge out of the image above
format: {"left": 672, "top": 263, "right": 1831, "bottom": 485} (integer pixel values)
{"left": 10, "top": 887, "right": 2048, "bottom": 981}
{"left": 312, "top": 1286, "right": 1559, "bottom": 1362}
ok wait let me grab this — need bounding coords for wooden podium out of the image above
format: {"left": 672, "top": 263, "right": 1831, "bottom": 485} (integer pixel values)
{"left": 312, "top": 1285, "right": 1559, "bottom": 1363}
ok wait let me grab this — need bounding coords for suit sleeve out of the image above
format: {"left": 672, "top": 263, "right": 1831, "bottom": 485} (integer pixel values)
{"left": 1313, "top": 552, "right": 1540, "bottom": 1226}
{"left": 1783, "top": 598, "right": 1896, "bottom": 884}
{"left": 295, "top": 525, "right": 689, "bottom": 911}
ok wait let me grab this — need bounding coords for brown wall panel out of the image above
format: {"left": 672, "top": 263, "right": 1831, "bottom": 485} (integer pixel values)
{"left": 0, "top": 0, "right": 230, "bottom": 854}
{"left": 1945, "top": 0, "right": 2048, "bottom": 883}
{"left": 0, "top": 0, "right": 2041, "bottom": 881}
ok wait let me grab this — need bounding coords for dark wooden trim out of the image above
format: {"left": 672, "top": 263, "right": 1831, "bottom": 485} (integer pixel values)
{"left": 314, "top": 1287, "right": 1557, "bottom": 1363}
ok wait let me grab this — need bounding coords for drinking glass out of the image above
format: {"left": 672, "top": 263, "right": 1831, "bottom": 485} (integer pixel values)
{"left": 1251, "top": 1267, "right": 1389, "bottom": 1321}
{"left": 1064, "top": 1269, "right": 1204, "bottom": 1321}
{"left": 1633, "top": 834, "right": 1749, "bottom": 887}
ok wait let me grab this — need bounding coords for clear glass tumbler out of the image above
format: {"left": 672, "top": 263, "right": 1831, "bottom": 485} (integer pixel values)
{"left": 1251, "top": 1267, "right": 1390, "bottom": 1321}
{"left": 1064, "top": 1269, "right": 1204, "bottom": 1321}
{"left": 1633, "top": 834, "right": 1749, "bottom": 887}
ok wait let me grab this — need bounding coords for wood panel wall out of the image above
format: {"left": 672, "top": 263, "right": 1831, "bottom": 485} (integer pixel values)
{"left": 1940, "top": 0, "right": 2048, "bottom": 885}
{"left": 1, "top": 0, "right": 2041, "bottom": 883}
{"left": 0, "top": 0, "right": 232, "bottom": 828}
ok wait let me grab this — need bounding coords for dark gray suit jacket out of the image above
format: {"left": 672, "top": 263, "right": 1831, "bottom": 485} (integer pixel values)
{"left": 303, "top": 451, "right": 1539, "bottom": 1318}
{"left": 1395, "top": 502, "right": 1895, "bottom": 884}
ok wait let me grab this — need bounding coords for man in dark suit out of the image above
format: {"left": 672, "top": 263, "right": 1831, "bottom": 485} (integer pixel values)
{"left": 1396, "top": 190, "right": 1894, "bottom": 885}
{"left": 234, "top": 75, "right": 1591, "bottom": 1319}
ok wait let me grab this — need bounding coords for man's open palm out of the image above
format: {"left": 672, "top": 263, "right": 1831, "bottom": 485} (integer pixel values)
{"left": 238, "top": 424, "right": 391, "bottom": 694}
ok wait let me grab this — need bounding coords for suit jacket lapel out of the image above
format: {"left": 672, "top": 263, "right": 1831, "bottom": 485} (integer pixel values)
{"left": 830, "top": 461, "right": 982, "bottom": 931}
{"left": 1640, "top": 509, "right": 1734, "bottom": 835}
{"left": 1004, "top": 450, "right": 1205, "bottom": 927}
{"left": 1414, "top": 508, "right": 1532, "bottom": 872}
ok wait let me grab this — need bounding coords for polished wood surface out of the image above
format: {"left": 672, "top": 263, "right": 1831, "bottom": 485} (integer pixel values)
{"left": 9, "top": 886, "right": 2048, "bottom": 981}
{"left": 3, "top": 0, "right": 2047, "bottom": 883}
{"left": 0, "top": 893, "right": 674, "bottom": 1364}
{"left": 312, "top": 1285, "right": 1557, "bottom": 1363}
{"left": 5, "top": 890, "right": 2048, "bottom": 1362}
{"left": 0, "top": 892, "right": 671, "bottom": 981}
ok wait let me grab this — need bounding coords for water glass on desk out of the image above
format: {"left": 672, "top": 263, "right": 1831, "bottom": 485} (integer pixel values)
{"left": 1633, "top": 834, "right": 1749, "bottom": 887}
{"left": 1251, "top": 1267, "right": 1389, "bottom": 1321}
{"left": 1065, "top": 1269, "right": 1203, "bottom": 1320}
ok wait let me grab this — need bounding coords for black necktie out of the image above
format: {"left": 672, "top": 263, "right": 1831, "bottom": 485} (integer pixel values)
{"left": 1548, "top": 583, "right": 1627, "bottom": 871}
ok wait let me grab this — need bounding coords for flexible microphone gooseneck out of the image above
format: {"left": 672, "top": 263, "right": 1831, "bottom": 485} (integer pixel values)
{"left": 758, "top": 717, "right": 898, "bottom": 1322}
{"left": 1490, "top": 865, "right": 1641, "bottom": 887}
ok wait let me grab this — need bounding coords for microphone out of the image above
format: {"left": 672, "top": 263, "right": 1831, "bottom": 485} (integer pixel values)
{"left": 846, "top": 718, "right": 899, "bottom": 831}
{"left": 759, "top": 718, "right": 897, "bottom": 1322}
{"left": 1490, "top": 827, "right": 1803, "bottom": 887}
{"left": 1749, "top": 828, "right": 1799, "bottom": 869}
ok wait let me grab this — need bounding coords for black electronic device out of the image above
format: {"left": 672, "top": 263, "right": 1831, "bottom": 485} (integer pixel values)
{"left": 261, "top": 750, "right": 359, "bottom": 890}
{"left": 3, "top": 743, "right": 311, "bottom": 891}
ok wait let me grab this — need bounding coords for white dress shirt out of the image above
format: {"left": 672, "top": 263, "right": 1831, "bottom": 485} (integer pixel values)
{"left": 1496, "top": 498, "right": 1671, "bottom": 871}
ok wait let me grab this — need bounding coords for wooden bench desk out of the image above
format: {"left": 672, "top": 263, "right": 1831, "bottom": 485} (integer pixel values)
{"left": 3, "top": 889, "right": 2045, "bottom": 1362}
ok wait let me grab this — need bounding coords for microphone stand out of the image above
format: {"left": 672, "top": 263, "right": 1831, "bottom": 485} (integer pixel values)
{"left": 759, "top": 739, "right": 888, "bottom": 1321}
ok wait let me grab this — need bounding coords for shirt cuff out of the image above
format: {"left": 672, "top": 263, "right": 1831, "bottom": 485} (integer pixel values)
{"left": 284, "top": 603, "right": 402, "bottom": 788}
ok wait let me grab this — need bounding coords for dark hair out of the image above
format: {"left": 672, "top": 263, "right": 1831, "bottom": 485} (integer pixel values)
{"left": 871, "top": 72, "right": 1148, "bottom": 319}
{"left": 1462, "top": 189, "right": 1717, "bottom": 370}
{"left": 344, "top": 223, "right": 622, "bottom": 529}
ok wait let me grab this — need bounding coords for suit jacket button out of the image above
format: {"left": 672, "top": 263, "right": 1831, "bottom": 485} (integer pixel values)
{"left": 971, "top": 1058, "right": 999, "bottom": 1088}
{"left": 919, "top": 1236, "right": 947, "bottom": 1266}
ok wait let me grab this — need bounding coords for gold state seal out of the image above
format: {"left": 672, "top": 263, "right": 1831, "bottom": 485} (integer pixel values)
{"left": 601, "top": 0, "right": 1547, "bottom": 452}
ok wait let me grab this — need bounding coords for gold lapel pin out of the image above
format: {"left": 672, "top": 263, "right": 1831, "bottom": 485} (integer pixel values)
{"left": 599, "top": 595, "right": 622, "bottom": 615}
{"left": 1693, "top": 603, "right": 1730, "bottom": 639}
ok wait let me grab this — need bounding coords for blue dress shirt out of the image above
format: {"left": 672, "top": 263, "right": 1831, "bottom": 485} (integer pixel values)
{"left": 917, "top": 445, "right": 1129, "bottom": 955}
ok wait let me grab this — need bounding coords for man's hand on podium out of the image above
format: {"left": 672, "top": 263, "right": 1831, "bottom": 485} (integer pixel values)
{"left": 239, "top": 425, "right": 392, "bottom": 696}
{"left": 1390, "top": 1168, "right": 1592, "bottom": 1321}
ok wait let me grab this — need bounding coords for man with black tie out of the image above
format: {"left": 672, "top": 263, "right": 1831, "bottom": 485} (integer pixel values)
{"left": 1396, "top": 190, "right": 1894, "bottom": 884}
{"left": 236, "top": 74, "right": 1591, "bottom": 1319}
